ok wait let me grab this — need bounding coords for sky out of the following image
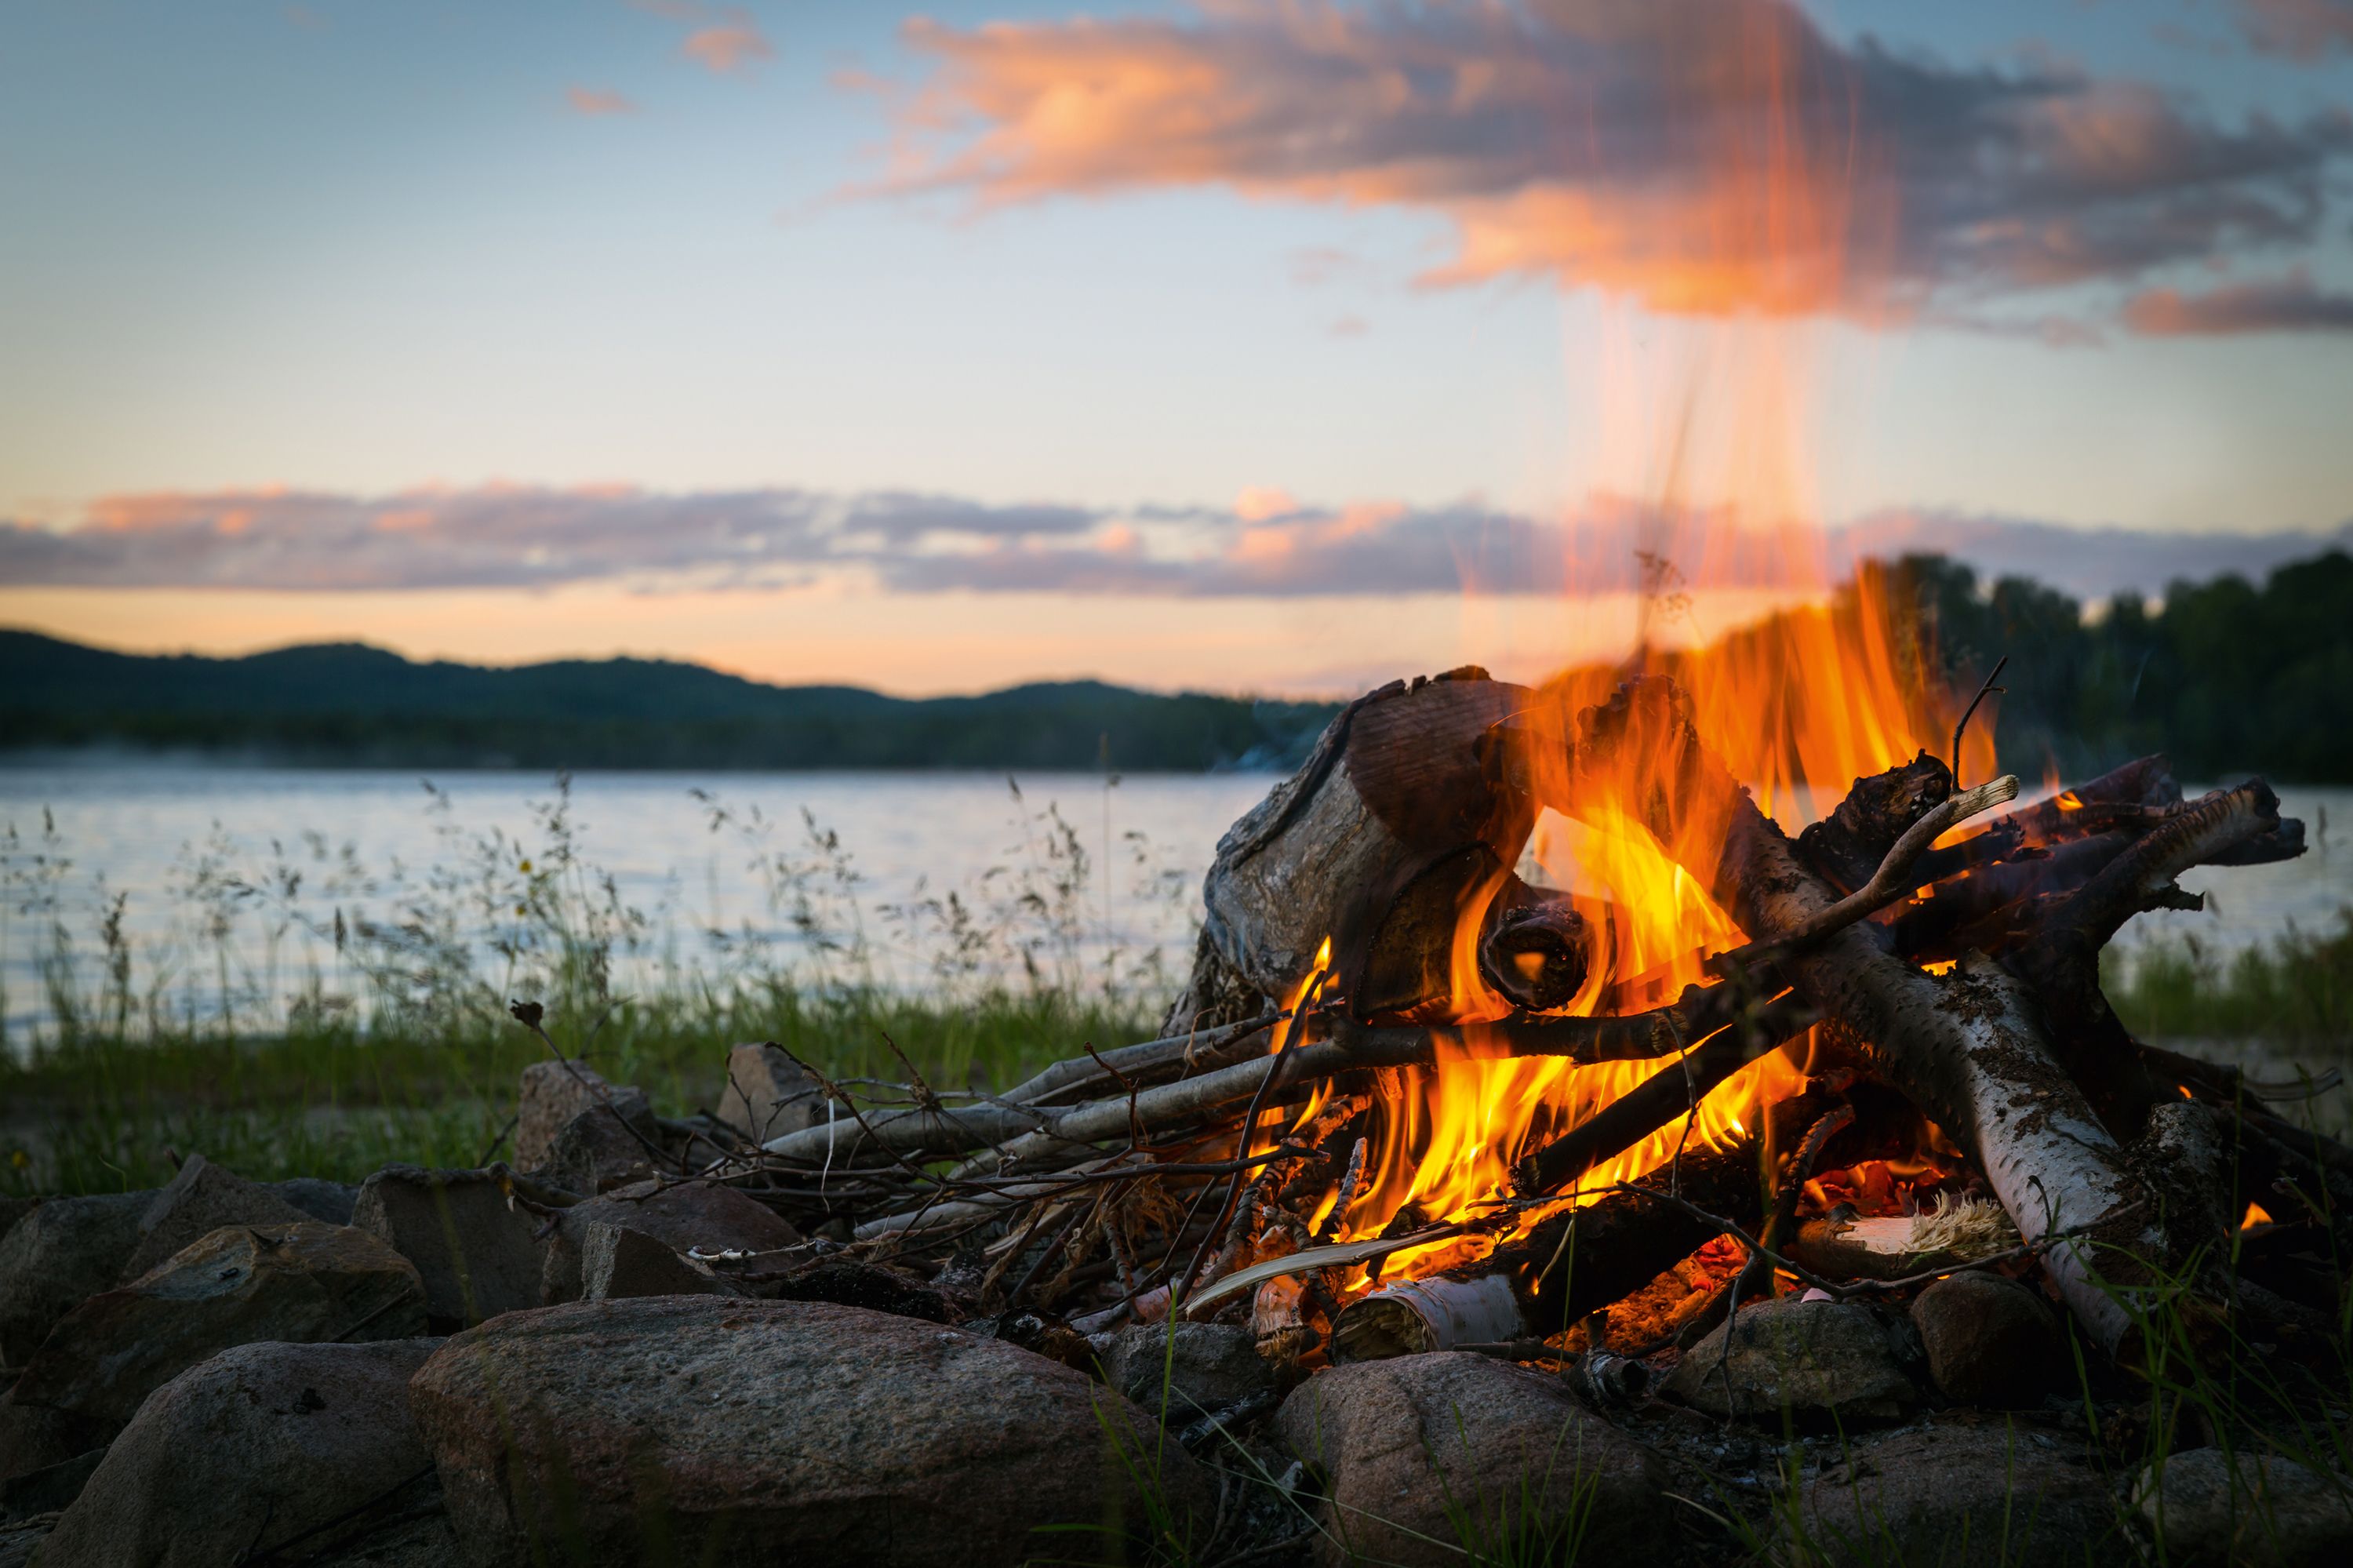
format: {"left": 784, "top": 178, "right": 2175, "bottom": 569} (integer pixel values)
{"left": 2, "top": 0, "right": 2350, "bottom": 696}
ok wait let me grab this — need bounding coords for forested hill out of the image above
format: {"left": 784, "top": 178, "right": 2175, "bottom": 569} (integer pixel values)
{"left": 0, "top": 633, "right": 1341, "bottom": 771}
{"left": 6, "top": 546, "right": 2349, "bottom": 777}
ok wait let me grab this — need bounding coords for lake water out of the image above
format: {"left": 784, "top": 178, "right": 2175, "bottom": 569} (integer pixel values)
{"left": 1, "top": 765, "right": 2346, "bottom": 1042}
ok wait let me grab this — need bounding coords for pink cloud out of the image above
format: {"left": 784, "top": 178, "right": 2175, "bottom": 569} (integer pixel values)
{"left": 566, "top": 85, "right": 637, "bottom": 117}
{"left": 683, "top": 16, "right": 773, "bottom": 75}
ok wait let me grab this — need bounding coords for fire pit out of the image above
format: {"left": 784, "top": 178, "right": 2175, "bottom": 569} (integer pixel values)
{"left": 754, "top": 583, "right": 2325, "bottom": 1382}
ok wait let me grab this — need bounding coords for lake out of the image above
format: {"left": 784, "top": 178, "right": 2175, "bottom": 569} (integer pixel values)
{"left": 2, "top": 765, "right": 2346, "bottom": 1042}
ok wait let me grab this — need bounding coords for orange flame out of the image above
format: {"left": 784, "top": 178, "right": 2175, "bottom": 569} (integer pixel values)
{"left": 1313, "top": 9, "right": 1985, "bottom": 1276}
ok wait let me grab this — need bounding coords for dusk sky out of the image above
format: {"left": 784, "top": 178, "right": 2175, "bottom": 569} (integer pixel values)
{"left": 4, "top": 0, "right": 2351, "bottom": 695}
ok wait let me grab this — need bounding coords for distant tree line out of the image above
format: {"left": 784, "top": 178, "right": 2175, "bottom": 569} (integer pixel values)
{"left": 4, "top": 548, "right": 2348, "bottom": 778}
{"left": 1883, "top": 548, "right": 2353, "bottom": 784}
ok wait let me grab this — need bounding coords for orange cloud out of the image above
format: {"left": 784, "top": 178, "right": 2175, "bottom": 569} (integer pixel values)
{"left": 567, "top": 85, "right": 637, "bottom": 117}
{"left": 683, "top": 16, "right": 773, "bottom": 75}
{"left": 2123, "top": 269, "right": 2353, "bottom": 335}
{"left": 882, "top": 0, "right": 2352, "bottom": 324}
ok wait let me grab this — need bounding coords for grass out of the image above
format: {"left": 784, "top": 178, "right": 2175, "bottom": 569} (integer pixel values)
{"left": 2104, "top": 908, "right": 2353, "bottom": 1049}
{"left": 1, "top": 775, "right": 1170, "bottom": 1196}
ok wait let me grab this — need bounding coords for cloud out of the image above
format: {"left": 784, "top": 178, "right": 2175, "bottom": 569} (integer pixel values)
{"left": 567, "top": 85, "right": 638, "bottom": 117}
{"left": 682, "top": 14, "right": 773, "bottom": 75}
{"left": 2238, "top": 0, "right": 2353, "bottom": 60}
{"left": 2124, "top": 267, "right": 2353, "bottom": 333}
{"left": 876, "top": 0, "right": 2353, "bottom": 323}
{"left": 5, "top": 482, "right": 2343, "bottom": 605}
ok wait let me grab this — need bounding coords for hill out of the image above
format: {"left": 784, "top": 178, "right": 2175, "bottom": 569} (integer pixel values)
{"left": 0, "top": 632, "right": 1340, "bottom": 772}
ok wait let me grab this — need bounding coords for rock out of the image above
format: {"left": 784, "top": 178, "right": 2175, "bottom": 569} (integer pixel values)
{"left": 1663, "top": 1298, "right": 1922, "bottom": 1427}
{"left": 577, "top": 1223, "right": 733, "bottom": 1300}
{"left": 540, "top": 1180, "right": 798, "bottom": 1304}
{"left": 536, "top": 1105, "right": 656, "bottom": 1194}
{"left": 0, "top": 1392, "right": 109, "bottom": 1486}
{"left": 1794, "top": 1418, "right": 2120, "bottom": 1566}
{"left": 0, "top": 1519, "right": 50, "bottom": 1568}
{"left": 0, "top": 1191, "right": 154, "bottom": 1364}
{"left": 514, "top": 1060, "right": 654, "bottom": 1173}
{"left": 2134, "top": 1448, "right": 2353, "bottom": 1567}
{"left": 271, "top": 1177, "right": 362, "bottom": 1227}
{"left": 12, "top": 1222, "right": 427, "bottom": 1426}
{"left": 304, "top": 1483, "right": 463, "bottom": 1568}
{"left": 1100, "top": 1321, "right": 1272, "bottom": 1421}
{"left": 352, "top": 1165, "right": 546, "bottom": 1327}
{"left": 1276, "top": 1352, "right": 1667, "bottom": 1567}
{"left": 0, "top": 1450, "right": 102, "bottom": 1526}
{"left": 119, "top": 1153, "right": 314, "bottom": 1282}
{"left": 1911, "top": 1272, "right": 2064, "bottom": 1408}
{"left": 716, "top": 1041, "right": 824, "bottom": 1144}
{"left": 409, "top": 1297, "right": 1211, "bottom": 1568}
{"left": 0, "top": 1199, "right": 35, "bottom": 1250}
{"left": 33, "top": 1337, "right": 442, "bottom": 1566}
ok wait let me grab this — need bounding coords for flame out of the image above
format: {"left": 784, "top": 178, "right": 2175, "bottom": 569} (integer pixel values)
{"left": 2242, "top": 1201, "right": 2273, "bottom": 1230}
{"left": 1311, "top": 10, "right": 1988, "bottom": 1280}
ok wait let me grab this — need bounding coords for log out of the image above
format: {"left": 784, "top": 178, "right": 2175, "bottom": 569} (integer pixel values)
{"left": 1171, "top": 668, "right": 1545, "bottom": 1027}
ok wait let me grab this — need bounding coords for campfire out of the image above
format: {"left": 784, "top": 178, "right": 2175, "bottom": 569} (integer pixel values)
{"left": 747, "top": 575, "right": 2322, "bottom": 1379}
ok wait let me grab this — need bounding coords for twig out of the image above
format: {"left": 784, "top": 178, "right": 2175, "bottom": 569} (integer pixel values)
{"left": 1950, "top": 654, "right": 2008, "bottom": 789}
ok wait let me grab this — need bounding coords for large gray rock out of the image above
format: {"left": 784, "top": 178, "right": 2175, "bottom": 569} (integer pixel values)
{"left": 12, "top": 1222, "right": 427, "bottom": 1426}
{"left": 0, "top": 1199, "right": 35, "bottom": 1251}
{"left": 536, "top": 1106, "right": 654, "bottom": 1195}
{"left": 119, "top": 1154, "right": 313, "bottom": 1282}
{"left": 576, "top": 1223, "right": 733, "bottom": 1301}
{"left": 1793, "top": 1419, "right": 2120, "bottom": 1566}
{"left": 1911, "top": 1272, "right": 2064, "bottom": 1409}
{"left": 352, "top": 1165, "right": 545, "bottom": 1327}
{"left": 271, "top": 1177, "right": 362, "bottom": 1227}
{"left": 1100, "top": 1321, "right": 1271, "bottom": 1421}
{"left": 514, "top": 1060, "right": 653, "bottom": 1173}
{"left": 409, "top": 1296, "right": 1211, "bottom": 1568}
{"left": 2135, "top": 1448, "right": 2353, "bottom": 1567}
{"left": 1275, "top": 1351, "right": 1669, "bottom": 1568}
{"left": 33, "top": 1337, "right": 442, "bottom": 1567}
{"left": 716, "top": 1042, "right": 823, "bottom": 1144}
{"left": 1663, "top": 1299, "right": 1922, "bottom": 1427}
{"left": 539, "top": 1179, "right": 798, "bottom": 1304}
{"left": 0, "top": 1191, "right": 153, "bottom": 1364}
{"left": 0, "top": 1392, "right": 108, "bottom": 1486}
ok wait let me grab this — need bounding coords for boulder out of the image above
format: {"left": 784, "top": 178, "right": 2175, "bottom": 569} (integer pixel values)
{"left": 0, "top": 1392, "right": 109, "bottom": 1486}
{"left": 33, "top": 1337, "right": 442, "bottom": 1567}
{"left": 304, "top": 1489, "right": 463, "bottom": 1568}
{"left": 119, "top": 1154, "right": 314, "bottom": 1282}
{"left": 0, "top": 1191, "right": 154, "bottom": 1364}
{"left": 1911, "top": 1272, "right": 2065, "bottom": 1409}
{"left": 1274, "top": 1351, "right": 1669, "bottom": 1568}
{"left": 1793, "top": 1418, "right": 2121, "bottom": 1566}
{"left": 536, "top": 1105, "right": 656, "bottom": 1194}
{"left": 716, "top": 1041, "right": 824, "bottom": 1144}
{"left": 2135, "top": 1448, "right": 2353, "bottom": 1567}
{"left": 0, "top": 1519, "right": 49, "bottom": 1568}
{"left": 352, "top": 1165, "right": 546, "bottom": 1327}
{"left": 514, "top": 1060, "right": 654, "bottom": 1173}
{"left": 12, "top": 1222, "right": 427, "bottom": 1426}
{"left": 0, "top": 1450, "right": 102, "bottom": 1526}
{"left": 0, "top": 1199, "right": 35, "bottom": 1250}
{"left": 577, "top": 1223, "right": 733, "bottom": 1301}
{"left": 1663, "top": 1299, "right": 1922, "bottom": 1428}
{"left": 540, "top": 1180, "right": 798, "bottom": 1304}
{"left": 409, "top": 1296, "right": 1211, "bottom": 1568}
{"left": 1100, "top": 1321, "right": 1271, "bottom": 1421}
{"left": 271, "top": 1177, "right": 362, "bottom": 1227}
